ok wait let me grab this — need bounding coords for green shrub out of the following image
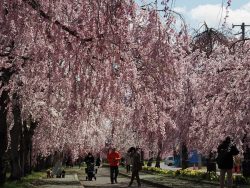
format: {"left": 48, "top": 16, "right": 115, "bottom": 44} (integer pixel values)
{"left": 142, "top": 167, "right": 249, "bottom": 185}
{"left": 233, "top": 175, "right": 248, "bottom": 185}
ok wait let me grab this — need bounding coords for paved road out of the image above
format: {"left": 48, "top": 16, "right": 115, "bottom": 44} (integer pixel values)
{"left": 81, "top": 167, "right": 155, "bottom": 188}
{"left": 36, "top": 166, "right": 247, "bottom": 188}
{"left": 159, "top": 162, "right": 181, "bottom": 171}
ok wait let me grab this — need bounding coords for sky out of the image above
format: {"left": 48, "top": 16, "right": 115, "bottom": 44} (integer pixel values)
{"left": 136, "top": 0, "right": 250, "bottom": 35}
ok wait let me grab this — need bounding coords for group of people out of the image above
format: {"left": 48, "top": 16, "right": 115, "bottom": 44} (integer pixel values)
{"left": 83, "top": 147, "right": 142, "bottom": 187}
{"left": 107, "top": 147, "right": 142, "bottom": 187}
{"left": 106, "top": 137, "right": 240, "bottom": 188}
{"left": 83, "top": 136, "right": 239, "bottom": 188}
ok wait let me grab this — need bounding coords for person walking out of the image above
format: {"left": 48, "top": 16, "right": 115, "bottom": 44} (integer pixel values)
{"left": 128, "top": 147, "right": 141, "bottom": 187}
{"left": 83, "top": 152, "right": 95, "bottom": 180}
{"left": 125, "top": 150, "right": 132, "bottom": 173}
{"left": 95, "top": 154, "right": 101, "bottom": 168}
{"left": 107, "top": 148, "right": 121, "bottom": 184}
{"left": 216, "top": 136, "right": 239, "bottom": 188}
{"left": 84, "top": 153, "right": 95, "bottom": 165}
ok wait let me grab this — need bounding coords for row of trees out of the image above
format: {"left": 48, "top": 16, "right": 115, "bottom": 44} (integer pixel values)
{"left": 0, "top": 0, "right": 249, "bottom": 183}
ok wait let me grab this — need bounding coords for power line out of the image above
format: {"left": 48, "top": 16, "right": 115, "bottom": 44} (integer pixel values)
{"left": 232, "top": 22, "right": 250, "bottom": 40}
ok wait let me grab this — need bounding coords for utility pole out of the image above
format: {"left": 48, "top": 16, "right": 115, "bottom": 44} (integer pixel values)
{"left": 232, "top": 22, "right": 250, "bottom": 40}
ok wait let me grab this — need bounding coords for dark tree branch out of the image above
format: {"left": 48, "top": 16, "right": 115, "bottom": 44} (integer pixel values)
{"left": 22, "top": 0, "right": 98, "bottom": 44}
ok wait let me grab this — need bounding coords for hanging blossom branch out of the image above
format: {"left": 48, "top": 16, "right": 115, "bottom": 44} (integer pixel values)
{"left": 21, "top": 0, "right": 101, "bottom": 72}
{"left": 222, "top": 0, "right": 232, "bottom": 27}
{"left": 22, "top": 0, "right": 104, "bottom": 44}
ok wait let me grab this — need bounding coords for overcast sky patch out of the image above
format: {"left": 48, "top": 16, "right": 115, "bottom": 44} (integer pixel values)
{"left": 189, "top": 2, "right": 250, "bottom": 29}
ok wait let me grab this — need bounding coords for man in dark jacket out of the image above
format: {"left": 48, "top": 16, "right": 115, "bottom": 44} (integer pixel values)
{"left": 84, "top": 153, "right": 95, "bottom": 165}
{"left": 217, "top": 136, "right": 239, "bottom": 188}
{"left": 128, "top": 147, "right": 141, "bottom": 187}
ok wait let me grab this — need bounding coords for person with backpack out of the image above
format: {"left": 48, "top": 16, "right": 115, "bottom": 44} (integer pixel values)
{"left": 128, "top": 147, "right": 142, "bottom": 187}
{"left": 217, "top": 136, "right": 239, "bottom": 188}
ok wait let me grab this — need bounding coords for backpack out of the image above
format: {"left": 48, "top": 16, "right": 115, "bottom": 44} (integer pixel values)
{"left": 216, "top": 148, "right": 229, "bottom": 166}
{"left": 230, "top": 145, "right": 239, "bottom": 156}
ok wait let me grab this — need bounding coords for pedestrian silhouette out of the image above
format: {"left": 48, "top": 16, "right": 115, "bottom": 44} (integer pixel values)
{"left": 125, "top": 149, "right": 132, "bottom": 173}
{"left": 216, "top": 136, "right": 239, "bottom": 188}
{"left": 128, "top": 147, "right": 141, "bottom": 187}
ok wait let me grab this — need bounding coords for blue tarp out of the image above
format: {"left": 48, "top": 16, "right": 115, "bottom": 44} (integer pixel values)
{"left": 189, "top": 150, "right": 199, "bottom": 164}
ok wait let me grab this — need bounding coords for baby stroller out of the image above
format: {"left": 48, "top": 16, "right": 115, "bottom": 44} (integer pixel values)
{"left": 85, "top": 163, "right": 96, "bottom": 181}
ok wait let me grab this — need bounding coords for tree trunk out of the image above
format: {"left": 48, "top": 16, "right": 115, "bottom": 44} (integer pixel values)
{"left": 25, "top": 118, "right": 37, "bottom": 174}
{"left": 181, "top": 143, "right": 188, "bottom": 169}
{"left": 10, "top": 93, "right": 22, "bottom": 180}
{"left": 155, "top": 151, "right": 161, "bottom": 168}
{"left": 155, "top": 136, "right": 163, "bottom": 168}
{"left": 20, "top": 122, "right": 24, "bottom": 177}
{"left": 23, "top": 121, "right": 30, "bottom": 175}
{"left": 0, "top": 90, "right": 9, "bottom": 185}
{"left": 29, "top": 140, "right": 33, "bottom": 174}
{"left": 242, "top": 134, "right": 250, "bottom": 177}
{"left": 0, "top": 66, "right": 16, "bottom": 184}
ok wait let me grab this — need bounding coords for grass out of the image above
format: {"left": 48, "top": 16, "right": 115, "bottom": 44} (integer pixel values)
{"left": 2, "top": 171, "right": 46, "bottom": 188}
